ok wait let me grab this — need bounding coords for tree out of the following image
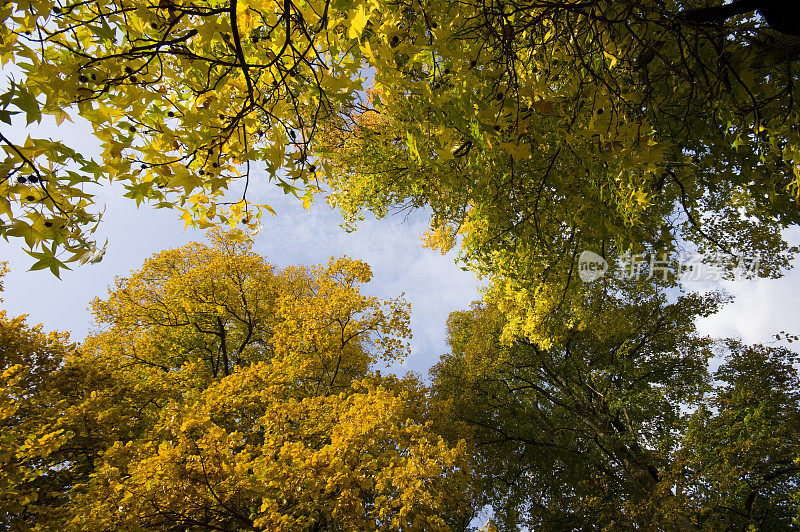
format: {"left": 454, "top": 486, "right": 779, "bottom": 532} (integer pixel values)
{"left": 318, "top": 0, "right": 800, "bottom": 346}
{"left": 88, "top": 229, "right": 411, "bottom": 382}
{"left": 667, "top": 340, "right": 800, "bottom": 530}
{"left": 1, "top": 312, "right": 179, "bottom": 529}
{"left": 431, "top": 286, "right": 718, "bottom": 529}
{"left": 68, "top": 370, "right": 474, "bottom": 531}
{"left": 1, "top": 261, "right": 75, "bottom": 526}
{"left": 1, "top": 0, "right": 373, "bottom": 272}
{"left": 0, "top": 234, "right": 477, "bottom": 530}
{"left": 431, "top": 289, "right": 800, "bottom": 530}
{"left": 5, "top": 0, "right": 800, "bottom": 286}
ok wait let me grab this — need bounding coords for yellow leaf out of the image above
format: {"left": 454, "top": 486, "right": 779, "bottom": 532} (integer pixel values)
{"left": 348, "top": 5, "right": 369, "bottom": 39}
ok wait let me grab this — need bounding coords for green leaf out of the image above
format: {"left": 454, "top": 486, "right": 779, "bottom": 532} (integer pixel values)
{"left": 25, "top": 249, "right": 68, "bottom": 278}
{"left": 0, "top": 109, "right": 20, "bottom": 124}
{"left": 89, "top": 20, "right": 116, "bottom": 42}
{"left": 12, "top": 87, "right": 40, "bottom": 125}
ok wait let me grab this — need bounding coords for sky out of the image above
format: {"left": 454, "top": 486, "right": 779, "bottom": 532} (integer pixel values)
{"left": 0, "top": 112, "right": 483, "bottom": 374}
{"left": 2, "top": 116, "right": 800, "bottom": 376}
{"left": 1, "top": 188, "right": 485, "bottom": 376}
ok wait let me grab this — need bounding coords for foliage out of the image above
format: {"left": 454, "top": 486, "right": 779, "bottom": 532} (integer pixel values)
{"left": 1, "top": 0, "right": 373, "bottom": 271}
{"left": 68, "top": 372, "right": 472, "bottom": 531}
{"left": 318, "top": 0, "right": 800, "bottom": 345}
{"left": 431, "top": 289, "right": 800, "bottom": 530}
{"left": 666, "top": 341, "right": 800, "bottom": 530}
{"left": 432, "top": 286, "right": 718, "bottom": 529}
{"left": 0, "top": 235, "right": 476, "bottom": 530}
{"left": 5, "top": 0, "right": 800, "bottom": 286}
{"left": 88, "top": 228, "right": 410, "bottom": 381}
{"left": 3, "top": 0, "right": 800, "bottom": 527}
{"left": 0, "top": 293, "right": 74, "bottom": 526}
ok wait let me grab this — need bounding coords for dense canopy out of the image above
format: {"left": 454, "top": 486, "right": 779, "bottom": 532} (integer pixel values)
{"left": 2, "top": 0, "right": 800, "bottom": 278}
{"left": 2, "top": 0, "right": 800, "bottom": 529}
{"left": 433, "top": 287, "right": 800, "bottom": 529}
{"left": 0, "top": 235, "right": 476, "bottom": 530}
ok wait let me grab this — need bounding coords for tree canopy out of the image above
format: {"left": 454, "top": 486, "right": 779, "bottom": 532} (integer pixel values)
{"left": 2, "top": 0, "right": 370, "bottom": 271}
{"left": 319, "top": 0, "right": 800, "bottom": 344}
{"left": 3, "top": 0, "right": 800, "bottom": 529}
{"left": 3, "top": 0, "right": 800, "bottom": 281}
{"left": 431, "top": 286, "right": 800, "bottom": 529}
{"left": 3, "top": 241, "right": 799, "bottom": 530}
{"left": 0, "top": 235, "right": 476, "bottom": 530}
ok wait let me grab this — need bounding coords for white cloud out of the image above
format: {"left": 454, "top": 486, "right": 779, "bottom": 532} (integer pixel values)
{"left": 4, "top": 113, "right": 798, "bottom": 374}
{"left": 1, "top": 174, "right": 481, "bottom": 374}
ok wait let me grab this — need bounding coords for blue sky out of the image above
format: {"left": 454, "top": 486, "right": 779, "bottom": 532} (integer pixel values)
{"left": 2, "top": 115, "right": 800, "bottom": 376}
{"left": 1, "top": 165, "right": 483, "bottom": 375}
{"left": 0, "top": 112, "right": 481, "bottom": 375}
